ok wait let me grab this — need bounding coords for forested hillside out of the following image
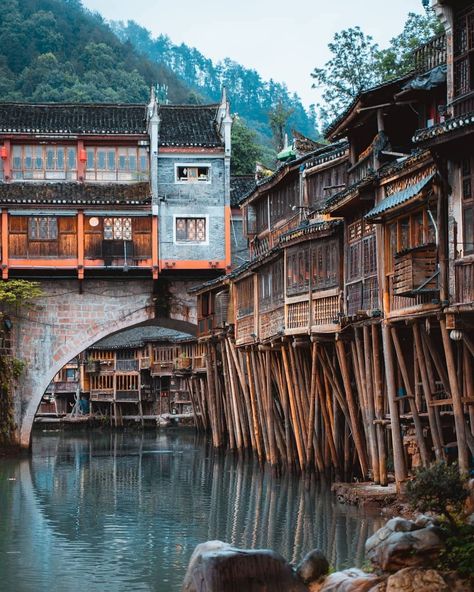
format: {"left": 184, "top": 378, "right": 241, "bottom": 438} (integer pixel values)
{"left": 112, "top": 21, "right": 318, "bottom": 144}
{"left": 0, "top": 0, "right": 195, "bottom": 103}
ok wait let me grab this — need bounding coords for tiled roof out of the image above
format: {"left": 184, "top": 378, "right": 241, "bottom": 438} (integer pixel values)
{"left": 158, "top": 104, "right": 222, "bottom": 147}
{"left": 230, "top": 175, "right": 255, "bottom": 207}
{"left": 366, "top": 172, "right": 435, "bottom": 220}
{"left": 279, "top": 219, "right": 342, "bottom": 244}
{"left": 323, "top": 174, "right": 376, "bottom": 212}
{"left": 91, "top": 325, "right": 193, "bottom": 350}
{"left": 0, "top": 102, "right": 224, "bottom": 147}
{"left": 413, "top": 111, "right": 474, "bottom": 143}
{"left": 0, "top": 103, "right": 147, "bottom": 135}
{"left": 0, "top": 181, "right": 151, "bottom": 206}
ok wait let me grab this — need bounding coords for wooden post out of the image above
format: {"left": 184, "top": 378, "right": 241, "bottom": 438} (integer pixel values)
{"left": 335, "top": 338, "right": 369, "bottom": 478}
{"left": 305, "top": 341, "right": 318, "bottom": 470}
{"left": 265, "top": 349, "right": 278, "bottom": 466}
{"left": 363, "top": 325, "right": 380, "bottom": 484}
{"left": 440, "top": 318, "right": 469, "bottom": 473}
{"left": 391, "top": 325, "right": 431, "bottom": 465}
{"left": 381, "top": 323, "right": 407, "bottom": 491}
{"left": 412, "top": 323, "right": 444, "bottom": 461}
{"left": 245, "top": 350, "right": 263, "bottom": 461}
{"left": 281, "top": 343, "right": 305, "bottom": 470}
{"left": 371, "top": 324, "right": 387, "bottom": 486}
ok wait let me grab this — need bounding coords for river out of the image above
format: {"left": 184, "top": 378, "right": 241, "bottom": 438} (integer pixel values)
{"left": 0, "top": 429, "right": 383, "bottom": 591}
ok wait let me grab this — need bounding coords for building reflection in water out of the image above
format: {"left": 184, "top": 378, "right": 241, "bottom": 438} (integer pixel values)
{"left": 0, "top": 430, "right": 383, "bottom": 592}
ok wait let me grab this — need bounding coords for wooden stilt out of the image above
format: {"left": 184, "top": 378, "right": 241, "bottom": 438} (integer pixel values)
{"left": 440, "top": 318, "right": 469, "bottom": 473}
{"left": 371, "top": 324, "right": 388, "bottom": 486}
{"left": 335, "top": 338, "right": 368, "bottom": 478}
{"left": 281, "top": 343, "right": 305, "bottom": 470}
{"left": 381, "top": 323, "right": 407, "bottom": 491}
{"left": 245, "top": 350, "right": 263, "bottom": 461}
{"left": 412, "top": 324, "right": 444, "bottom": 461}
{"left": 391, "top": 325, "right": 431, "bottom": 465}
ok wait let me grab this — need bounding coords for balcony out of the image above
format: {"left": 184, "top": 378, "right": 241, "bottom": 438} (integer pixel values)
{"left": 116, "top": 359, "right": 139, "bottom": 372}
{"left": 259, "top": 305, "right": 284, "bottom": 341}
{"left": 413, "top": 33, "right": 447, "bottom": 74}
{"left": 347, "top": 149, "right": 375, "bottom": 185}
{"left": 452, "top": 91, "right": 474, "bottom": 117}
{"left": 346, "top": 276, "right": 379, "bottom": 317}
{"left": 393, "top": 245, "right": 438, "bottom": 297}
{"left": 312, "top": 289, "right": 341, "bottom": 329}
{"left": 250, "top": 212, "right": 300, "bottom": 260}
{"left": 454, "top": 255, "right": 474, "bottom": 305}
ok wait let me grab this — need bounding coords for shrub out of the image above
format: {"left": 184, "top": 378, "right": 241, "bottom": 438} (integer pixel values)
{"left": 406, "top": 461, "right": 469, "bottom": 528}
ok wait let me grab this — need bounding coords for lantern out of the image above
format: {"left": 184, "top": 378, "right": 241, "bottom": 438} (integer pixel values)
{"left": 0, "top": 146, "right": 7, "bottom": 160}
{"left": 79, "top": 149, "right": 87, "bottom": 163}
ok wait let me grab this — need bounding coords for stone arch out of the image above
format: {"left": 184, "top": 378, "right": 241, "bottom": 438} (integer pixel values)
{"left": 9, "top": 278, "right": 200, "bottom": 448}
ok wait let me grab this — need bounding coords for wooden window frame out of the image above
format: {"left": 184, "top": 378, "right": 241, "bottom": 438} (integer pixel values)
{"left": 28, "top": 217, "right": 58, "bottom": 241}
{"left": 174, "top": 216, "right": 208, "bottom": 244}
{"left": 461, "top": 155, "right": 474, "bottom": 255}
{"left": 175, "top": 163, "right": 211, "bottom": 184}
{"left": 11, "top": 145, "right": 77, "bottom": 180}
{"left": 103, "top": 217, "right": 133, "bottom": 241}
{"left": 85, "top": 146, "right": 149, "bottom": 182}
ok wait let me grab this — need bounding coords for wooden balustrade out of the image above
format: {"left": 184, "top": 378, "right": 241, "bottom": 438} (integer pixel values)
{"left": 454, "top": 256, "right": 474, "bottom": 304}
{"left": 413, "top": 33, "right": 447, "bottom": 73}
{"left": 286, "top": 299, "right": 310, "bottom": 332}
{"left": 393, "top": 245, "right": 438, "bottom": 296}
{"left": 388, "top": 274, "right": 437, "bottom": 313}
{"left": 452, "top": 91, "right": 474, "bottom": 117}
{"left": 312, "top": 292, "right": 340, "bottom": 328}
{"left": 235, "top": 314, "right": 255, "bottom": 346}
{"left": 348, "top": 150, "right": 374, "bottom": 185}
{"left": 259, "top": 306, "right": 284, "bottom": 341}
{"left": 116, "top": 359, "right": 139, "bottom": 372}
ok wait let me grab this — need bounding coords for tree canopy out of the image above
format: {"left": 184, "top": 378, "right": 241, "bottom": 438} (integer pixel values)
{"left": 311, "top": 5, "right": 443, "bottom": 127}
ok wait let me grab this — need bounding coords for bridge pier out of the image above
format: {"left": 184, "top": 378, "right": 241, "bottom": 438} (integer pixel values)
{"left": 5, "top": 278, "right": 197, "bottom": 449}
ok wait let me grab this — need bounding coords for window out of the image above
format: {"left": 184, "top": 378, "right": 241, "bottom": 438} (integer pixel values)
{"left": 286, "top": 245, "right": 310, "bottom": 296}
{"left": 176, "top": 165, "right": 210, "bottom": 182}
{"left": 28, "top": 217, "right": 58, "bottom": 240}
{"left": 12, "top": 145, "right": 77, "bottom": 180}
{"left": 103, "top": 218, "right": 132, "bottom": 241}
{"left": 85, "top": 146, "right": 148, "bottom": 181}
{"left": 462, "top": 156, "right": 474, "bottom": 254}
{"left": 453, "top": 7, "right": 474, "bottom": 98}
{"left": 311, "top": 239, "right": 339, "bottom": 290}
{"left": 175, "top": 217, "right": 206, "bottom": 243}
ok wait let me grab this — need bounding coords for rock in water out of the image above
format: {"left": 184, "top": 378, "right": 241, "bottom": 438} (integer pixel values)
{"left": 365, "top": 518, "right": 443, "bottom": 572}
{"left": 296, "top": 549, "right": 330, "bottom": 584}
{"left": 385, "top": 567, "right": 449, "bottom": 592}
{"left": 318, "top": 568, "right": 384, "bottom": 591}
{"left": 182, "top": 540, "right": 307, "bottom": 592}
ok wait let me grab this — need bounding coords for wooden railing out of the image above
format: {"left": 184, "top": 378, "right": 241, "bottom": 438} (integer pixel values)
{"left": 346, "top": 276, "right": 379, "bottom": 317}
{"left": 197, "top": 315, "right": 214, "bottom": 336}
{"left": 454, "top": 255, "right": 474, "bottom": 304}
{"left": 452, "top": 90, "right": 474, "bottom": 117}
{"left": 90, "top": 390, "right": 114, "bottom": 402}
{"left": 413, "top": 33, "right": 447, "bottom": 73}
{"left": 312, "top": 291, "right": 341, "bottom": 327}
{"left": 287, "top": 299, "right": 310, "bottom": 332}
{"left": 259, "top": 306, "right": 284, "bottom": 341}
{"left": 388, "top": 274, "right": 437, "bottom": 313}
{"left": 348, "top": 150, "right": 375, "bottom": 185}
{"left": 116, "top": 359, "right": 139, "bottom": 372}
{"left": 235, "top": 314, "right": 255, "bottom": 346}
{"left": 250, "top": 213, "right": 301, "bottom": 260}
{"left": 393, "top": 245, "right": 437, "bottom": 296}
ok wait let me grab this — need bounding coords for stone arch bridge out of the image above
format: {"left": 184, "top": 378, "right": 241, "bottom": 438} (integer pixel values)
{"left": 8, "top": 278, "right": 198, "bottom": 448}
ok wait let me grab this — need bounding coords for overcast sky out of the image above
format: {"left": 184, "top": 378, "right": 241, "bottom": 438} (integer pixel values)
{"left": 82, "top": 0, "right": 425, "bottom": 107}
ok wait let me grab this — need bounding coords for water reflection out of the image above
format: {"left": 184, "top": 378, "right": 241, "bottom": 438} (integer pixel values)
{"left": 0, "top": 430, "right": 383, "bottom": 592}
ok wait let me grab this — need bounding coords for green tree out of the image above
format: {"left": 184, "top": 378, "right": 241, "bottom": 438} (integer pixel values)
{"left": 269, "top": 101, "right": 295, "bottom": 152}
{"left": 376, "top": 9, "right": 444, "bottom": 81}
{"left": 231, "top": 117, "right": 263, "bottom": 175}
{"left": 311, "top": 26, "right": 381, "bottom": 123}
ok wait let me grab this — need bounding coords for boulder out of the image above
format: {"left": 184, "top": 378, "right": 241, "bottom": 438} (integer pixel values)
{"left": 318, "top": 568, "right": 384, "bottom": 592}
{"left": 182, "top": 540, "right": 307, "bottom": 592}
{"left": 296, "top": 549, "right": 330, "bottom": 584}
{"left": 385, "top": 568, "right": 449, "bottom": 592}
{"left": 365, "top": 518, "right": 443, "bottom": 572}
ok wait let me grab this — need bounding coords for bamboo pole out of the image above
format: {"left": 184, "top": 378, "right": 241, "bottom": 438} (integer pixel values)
{"left": 335, "top": 338, "right": 369, "bottom": 478}
{"left": 381, "top": 323, "right": 407, "bottom": 491}
{"left": 363, "top": 324, "right": 380, "bottom": 483}
{"left": 281, "top": 343, "right": 305, "bottom": 470}
{"left": 440, "top": 318, "right": 469, "bottom": 473}
{"left": 412, "top": 323, "right": 444, "bottom": 460}
{"left": 305, "top": 341, "right": 318, "bottom": 470}
{"left": 390, "top": 325, "right": 431, "bottom": 465}
{"left": 251, "top": 348, "right": 269, "bottom": 460}
{"left": 265, "top": 349, "right": 278, "bottom": 466}
{"left": 371, "top": 324, "right": 388, "bottom": 486}
{"left": 245, "top": 350, "right": 263, "bottom": 461}
{"left": 221, "top": 339, "right": 237, "bottom": 449}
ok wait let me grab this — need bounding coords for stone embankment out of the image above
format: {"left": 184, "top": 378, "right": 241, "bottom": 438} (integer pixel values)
{"left": 182, "top": 516, "right": 472, "bottom": 592}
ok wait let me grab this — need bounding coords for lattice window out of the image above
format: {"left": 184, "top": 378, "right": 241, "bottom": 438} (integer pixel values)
{"left": 453, "top": 7, "right": 474, "bottom": 97}
{"left": 462, "top": 155, "right": 474, "bottom": 255}
{"left": 175, "top": 217, "right": 206, "bottom": 243}
{"left": 12, "top": 145, "right": 76, "bottom": 180}
{"left": 28, "top": 217, "right": 58, "bottom": 240}
{"left": 103, "top": 218, "right": 132, "bottom": 241}
{"left": 286, "top": 246, "right": 310, "bottom": 296}
{"left": 86, "top": 146, "right": 148, "bottom": 181}
{"left": 236, "top": 276, "right": 254, "bottom": 318}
